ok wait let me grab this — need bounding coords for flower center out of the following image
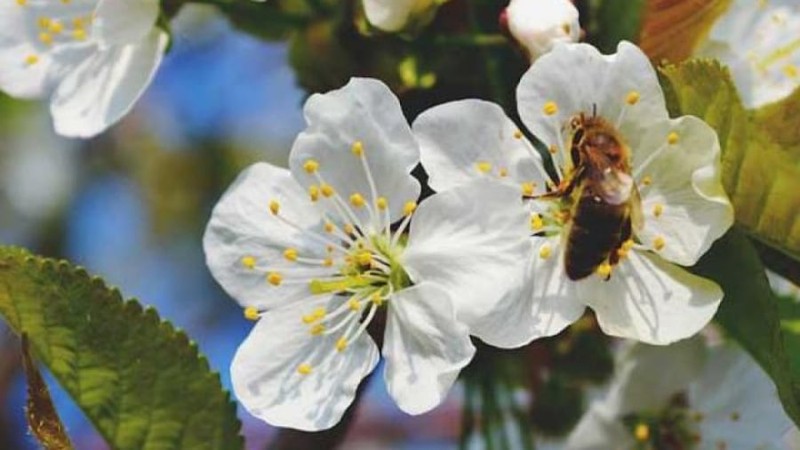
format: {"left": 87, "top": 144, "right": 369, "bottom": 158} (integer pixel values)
{"left": 16, "top": 2, "right": 95, "bottom": 67}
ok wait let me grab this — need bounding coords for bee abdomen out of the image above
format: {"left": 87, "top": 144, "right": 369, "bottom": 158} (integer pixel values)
{"left": 564, "top": 197, "right": 629, "bottom": 281}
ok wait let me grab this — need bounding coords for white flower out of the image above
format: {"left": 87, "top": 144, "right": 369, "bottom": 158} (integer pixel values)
{"left": 504, "top": 0, "right": 580, "bottom": 62}
{"left": 362, "top": 0, "right": 447, "bottom": 32}
{"left": 695, "top": 0, "right": 800, "bottom": 108}
{"left": 413, "top": 42, "right": 734, "bottom": 346}
{"left": 203, "top": 78, "right": 532, "bottom": 431}
{"left": 564, "top": 338, "right": 792, "bottom": 450}
{"left": 0, "top": 0, "right": 167, "bottom": 137}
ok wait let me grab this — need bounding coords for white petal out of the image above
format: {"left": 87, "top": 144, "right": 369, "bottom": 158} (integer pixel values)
{"left": 92, "top": 0, "right": 160, "bottom": 48}
{"left": 413, "top": 99, "right": 549, "bottom": 193}
{"left": 232, "top": 296, "right": 379, "bottom": 431}
{"left": 506, "top": 0, "right": 580, "bottom": 61}
{"left": 402, "top": 180, "right": 533, "bottom": 345}
{"left": 49, "top": 28, "right": 167, "bottom": 138}
{"left": 634, "top": 118, "right": 734, "bottom": 266}
{"left": 363, "top": 0, "right": 418, "bottom": 32}
{"left": 691, "top": 344, "right": 792, "bottom": 449}
{"left": 383, "top": 282, "right": 475, "bottom": 415}
{"left": 578, "top": 250, "right": 722, "bottom": 345}
{"left": 517, "top": 42, "right": 667, "bottom": 165}
{"left": 0, "top": 4, "right": 52, "bottom": 98}
{"left": 289, "top": 78, "right": 421, "bottom": 226}
{"left": 564, "top": 404, "right": 634, "bottom": 450}
{"left": 203, "top": 163, "right": 333, "bottom": 310}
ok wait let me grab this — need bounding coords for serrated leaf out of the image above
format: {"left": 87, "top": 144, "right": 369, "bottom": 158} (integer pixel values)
{"left": 639, "top": 0, "right": 730, "bottom": 63}
{"left": 659, "top": 59, "right": 800, "bottom": 264}
{"left": 0, "top": 248, "right": 243, "bottom": 450}
{"left": 694, "top": 229, "right": 800, "bottom": 426}
{"left": 22, "top": 335, "right": 73, "bottom": 450}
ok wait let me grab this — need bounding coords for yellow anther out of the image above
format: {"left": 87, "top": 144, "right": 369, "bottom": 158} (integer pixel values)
{"left": 16, "top": 0, "right": 26, "bottom": 5}
{"left": 38, "top": 17, "right": 51, "bottom": 29}
{"left": 596, "top": 262, "right": 613, "bottom": 278}
{"left": 310, "top": 323, "right": 326, "bottom": 336}
{"left": 348, "top": 298, "right": 361, "bottom": 311}
{"left": 548, "top": 144, "right": 558, "bottom": 154}
{"left": 403, "top": 201, "right": 417, "bottom": 216}
{"left": 302, "top": 314, "right": 316, "bottom": 324}
{"left": 498, "top": 168, "right": 509, "bottom": 177}
{"left": 626, "top": 91, "right": 641, "bottom": 105}
{"left": 653, "top": 203, "right": 664, "bottom": 217}
{"left": 521, "top": 182, "right": 535, "bottom": 196}
{"left": 667, "top": 132, "right": 680, "bottom": 145}
{"left": 49, "top": 21, "right": 63, "bottom": 34}
{"left": 320, "top": 184, "right": 334, "bottom": 197}
{"left": 326, "top": 245, "right": 334, "bottom": 253}
{"left": 267, "top": 272, "right": 283, "bottom": 286}
{"left": 350, "top": 193, "right": 366, "bottom": 208}
{"left": 641, "top": 176, "right": 652, "bottom": 186}
{"left": 24, "top": 54, "right": 39, "bottom": 66}
{"left": 61, "top": 0, "right": 71, "bottom": 4}
{"left": 39, "top": 32, "right": 53, "bottom": 45}
{"left": 72, "top": 29, "right": 87, "bottom": 41}
{"left": 303, "top": 159, "right": 319, "bottom": 173}
{"left": 543, "top": 101, "right": 559, "bottom": 116}
{"left": 72, "top": 17, "right": 86, "bottom": 29}
{"left": 313, "top": 307, "right": 326, "bottom": 319}
{"left": 530, "top": 214, "right": 544, "bottom": 231}
{"left": 730, "top": 411, "right": 740, "bottom": 421}
{"left": 283, "top": 248, "right": 298, "bottom": 261}
{"left": 324, "top": 222, "right": 335, "bottom": 233}
{"left": 634, "top": 423, "right": 650, "bottom": 442}
{"left": 376, "top": 196, "right": 388, "bottom": 210}
{"left": 539, "top": 244, "right": 552, "bottom": 260}
{"left": 355, "top": 251, "right": 373, "bottom": 266}
{"left": 297, "top": 363, "right": 312, "bottom": 375}
{"left": 343, "top": 223, "right": 355, "bottom": 235}
{"left": 371, "top": 292, "right": 384, "bottom": 306}
{"left": 244, "top": 307, "right": 260, "bottom": 321}
{"left": 513, "top": 129, "right": 523, "bottom": 139}
{"left": 653, "top": 236, "right": 666, "bottom": 251}
{"left": 476, "top": 161, "right": 492, "bottom": 174}
{"left": 622, "top": 239, "right": 635, "bottom": 252}
{"left": 335, "top": 337, "right": 348, "bottom": 352}
{"left": 241, "top": 256, "right": 257, "bottom": 269}
{"left": 269, "top": 200, "right": 280, "bottom": 215}
{"left": 784, "top": 64, "right": 798, "bottom": 78}
{"left": 309, "top": 185, "right": 320, "bottom": 202}
{"left": 321, "top": 257, "right": 333, "bottom": 267}
{"left": 351, "top": 141, "right": 364, "bottom": 156}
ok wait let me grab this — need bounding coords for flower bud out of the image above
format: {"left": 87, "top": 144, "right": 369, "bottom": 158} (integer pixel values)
{"left": 363, "top": 0, "right": 448, "bottom": 33}
{"left": 503, "top": 0, "right": 580, "bottom": 62}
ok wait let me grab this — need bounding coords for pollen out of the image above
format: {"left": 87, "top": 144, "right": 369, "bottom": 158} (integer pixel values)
{"left": 303, "top": 159, "right": 319, "bottom": 173}
{"left": 668, "top": 132, "right": 680, "bottom": 145}
{"left": 269, "top": 200, "right": 280, "bottom": 215}
{"left": 530, "top": 214, "right": 544, "bottom": 231}
{"left": 621, "top": 239, "right": 635, "bottom": 252}
{"left": 310, "top": 323, "right": 325, "bottom": 335}
{"left": 543, "top": 101, "right": 559, "bottom": 116}
{"left": 343, "top": 223, "right": 355, "bottom": 235}
{"left": 309, "top": 185, "right": 320, "bottom": 202}
{"left": 521, "top": 182, "right": 535, "bottom": 196}
{"left": 24, "top": 54, "right": 39, "bottom": 66}
{"left": 355, "top": 251, "right": 373, "bottom": 266}
{"left": 72, "top": 29, "right": 87, "bottom": 41}
{"left": 49, "top": 21, "right": 64, "bottom": 34}
{"left": 16, "top": 0, "right": 26, "bottom": 5}
{"left": 297, "top": 363, "right": 312, "bottom": 375}
{"left": 376, "top": 197, "right": 388, "bottom": 210}
{"left": 351, "top": 141, "right": 364, "bottom": 156}
{"left": 513, "top": 129, "right": 523, "bottom": 139}
{"left": 39, "top": 32, "right": 53, "bottom": 45}
{"left": 38, "top": 17, "right": 51, "bottom": 29}
{"left": 371, "top": 292, "right": 384, "bottom": 306}
{"left": 476, "top": 161, "right": 492, "bottom": 174}
{"left": 653, "top": 236, "right": 666, "bottom": 251}
{"left": 348, "top": 298, "right": 361, "bottom": 311}
{"left": 784, "top": 64, "right": 798, "bottom": 79}
{"left": 283, "top": 248, "right": 298, "bottom": 261}
{"left": 403, "top": 201, "right": 417, "bottom": 216}
{"left": 350, "top": 193, "right": 366, "bottom": 208}
{"left": 241, "top": 256, "right": 257, "bottom": 269}
{"left": 596, "top": 262, "right": 613, "bottom": 278}
{"left": 321, "top": 184, "right": 334, "bottom": 197}
{"left": 634, "top": 423, "right": 650, "bottom": 442}
{"left": 335, "top": 337, "right": 348, "bottom": 352}
{"left": 323, "top": 257, "right": 333, "bottom": 267}
{"left": 267, "top": 272, "right": 283, "bottom": 286}
{"left": 653, "top": 203, "right": 664, "bottom": 217}
{"left": 498, "top": 167, "right": 509, "bottom": 177}
{"left": 626, "top": 91, "right": 641, "bottom": 105}
{"left": 243, "top": 307, "right": 260, "bottom": 321}
{"left": 548, "top": 145, "right": 558, "bottom": 154}
{"left": 539, "top": 244, "right": 552, "bottom": 260}
{"left": 324, "top": 222, "right": 335, "bottom": 233}
{"left": 641, "top": 176, "right": 653, "bottom": 186}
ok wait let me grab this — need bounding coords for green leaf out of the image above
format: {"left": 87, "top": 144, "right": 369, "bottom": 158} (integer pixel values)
{"left": 0, "top": 248, "right": 243, "bottom": 450}
{"left": 588, "top": 0, "right": 647, "bottom": 53}
{"left": 694, "top": 229, "right": 800, "bottom": 426}
{"left": 659, "top": 59, "right": 800, "bottom": 266}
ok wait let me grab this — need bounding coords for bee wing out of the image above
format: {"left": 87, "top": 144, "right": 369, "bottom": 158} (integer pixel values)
{"left": 596, "top": 169, "right": 634, "bottom": 206}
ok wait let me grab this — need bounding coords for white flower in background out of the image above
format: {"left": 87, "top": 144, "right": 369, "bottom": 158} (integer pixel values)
{"left": 695, "top": 0, "right": 800, "bottom": 108}
{"left": 414, "top": 42, "right": 734, "bottom": 346}
{"left": 564, "top": 338, "right": 792, "bottom": 450}
{"left": 0, "top": 0, "right": 167, "bottom": 138}
{"left": 362, "top": 0, "right": 448, "bottom": 33}
{"left": 504, "top": 0, "right": 580, "bottom": 62}
{"left": 204, "top": 78, "right": 532, "bottom": 430}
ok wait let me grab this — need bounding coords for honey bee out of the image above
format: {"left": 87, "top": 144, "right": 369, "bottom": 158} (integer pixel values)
{"left": 556, "top": 111, "right": 642, "bottom": 281}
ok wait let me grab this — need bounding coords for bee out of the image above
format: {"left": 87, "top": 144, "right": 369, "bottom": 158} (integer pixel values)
{"left": 556, "top": 111, "right": 642, "bottom": 281}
